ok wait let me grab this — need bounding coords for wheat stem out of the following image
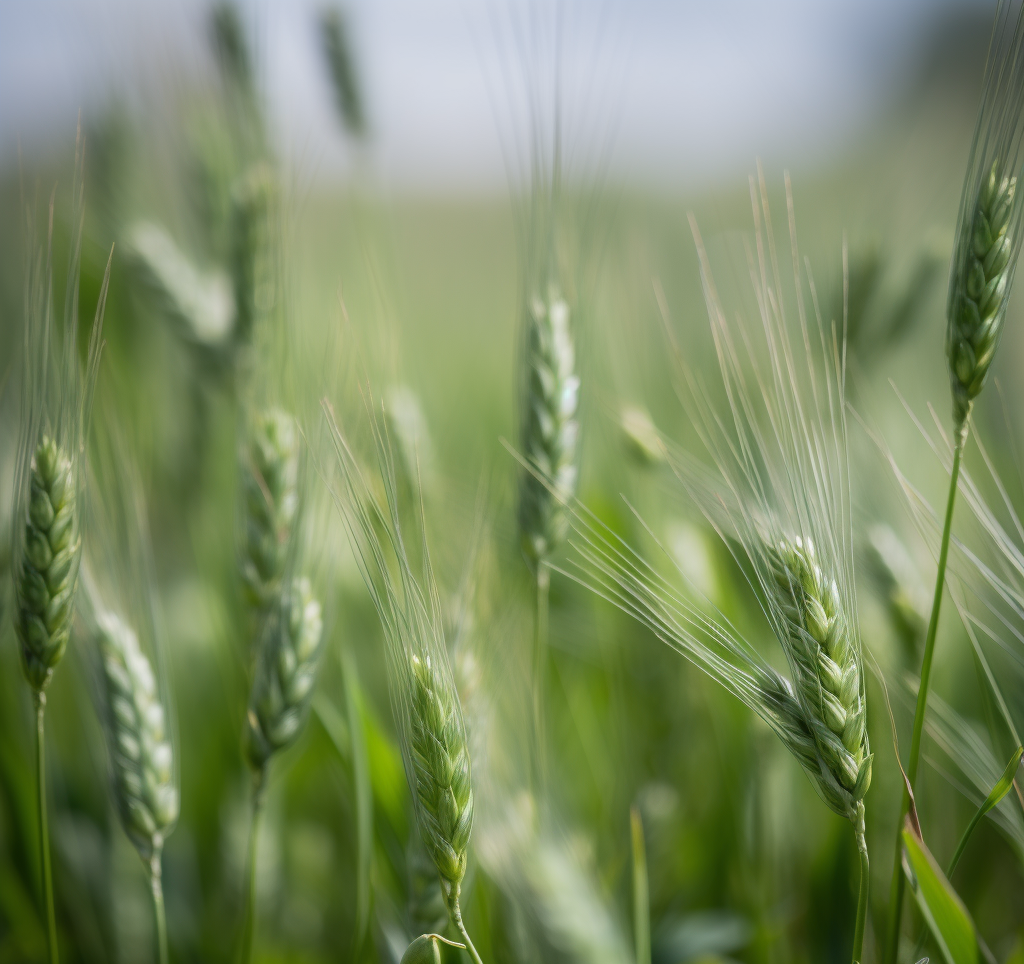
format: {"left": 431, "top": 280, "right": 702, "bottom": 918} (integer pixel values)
{"left": 883, "top": 426, "right": 965, "bottom": 964}
{"left": 240, "top": 766, "right": 265, "bottom": 964}
{"left": 150, "top": 854, "right": 169, "bottom": 964}
{"left": 449, "top": 890, "right": 484, "bottom": 964}
{"left": 853, "top": 808, "right": 869, "bottom": 964}
{"left": 532, "top": 566, "right": 550, "bottom": 795}
{"left": 35, "top": 692, "right": 58, "bottom": 964}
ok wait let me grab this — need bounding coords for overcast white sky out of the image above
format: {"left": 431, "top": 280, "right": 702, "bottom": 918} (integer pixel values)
{"left": 0, "top": 0, "right": 995, "bottom": 193}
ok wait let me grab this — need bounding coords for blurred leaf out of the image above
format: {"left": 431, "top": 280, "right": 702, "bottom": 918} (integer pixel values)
{"left": 901, "top": 821, "right": 978, "bottom": 964}
{"left": 631, "top": 806, "right": 650, "bottom": 964}
{"left": 342, "top": 649, "right": 374, "bottom": 955}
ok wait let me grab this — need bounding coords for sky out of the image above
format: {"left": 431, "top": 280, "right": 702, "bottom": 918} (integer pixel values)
{"left": 0, "top": 0, "right": 996, "bottom": 193}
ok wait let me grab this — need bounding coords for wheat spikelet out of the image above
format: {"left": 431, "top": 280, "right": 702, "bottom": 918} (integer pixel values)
{"left": 15, "top": 437, "right": 81, "bottom": 693}
{"left": 245, "top": 576, "right": 324, "bottom": 770}
{"left": 96, "top": 609, "right": 179, "bottom": 863}
{"left": 518, "top": 288, "right": 580, "bottom": 565}
{"left": 948, "top": 161, "right": 1018, "bottom": 426}
{"left": 240, "top": 407, "right": 301, "bottom": 610}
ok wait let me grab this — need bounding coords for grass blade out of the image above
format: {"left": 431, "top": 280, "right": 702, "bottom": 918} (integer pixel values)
{"left": 947, "top": 745, "right": 1023, "bottom": 877}
{"left": 901, "top": 820, "right": 979, "bottom": 964}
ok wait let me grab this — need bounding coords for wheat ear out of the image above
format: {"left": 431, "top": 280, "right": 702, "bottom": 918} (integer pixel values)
{"left": 769, "top": 537, "right": 872, "bottom": 811}
{"left": 16, "top": 437, "right": 80, "bottom": 693}
{"left": 96, "top": 610, "right": 177, "bottom": 964}
{"left": 240, "top": 408, "right": 301, "bottom": 612}
{"left": 947, "top": 160, "right": 1017, "bottom": 429}
{"left": 245, "top": 576, "right": 324, "bottom": 771}
{"left": 518, "top": 288, "right": 580, "bottom": 566}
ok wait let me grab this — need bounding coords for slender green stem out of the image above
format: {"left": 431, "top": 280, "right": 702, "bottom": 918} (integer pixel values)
{"left": 884, "top": 425, "right": 966, "bottom": 964}
{"left": 630, "top": 806, "right": 651, "bottom": 964}
{"left": 450, "top": 891, "right": 485, "bottom": 964}
{"left": 240, "top": 767, "right": 266, "bottom": 964}
{"left": 150, "top": 852, "right": 169, "bottom": 964}
{"left": 35, "top": 693, "right": 58, "bottom": 964}
{"left": 852, "top": 810, "right": 869, "bottom": 964}
{"left": 532, "top": 565, "right": 550, "bottom": 796}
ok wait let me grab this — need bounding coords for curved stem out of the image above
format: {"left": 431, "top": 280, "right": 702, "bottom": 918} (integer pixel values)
{"left": 450, "top": 891, "right": 485, "bottom": 964}
{"left": 36, "top": 693, "right": 58, "bottom": 964}
{"left": 150, "top": 852, "right": 169, "bottom": 964}
{"left": 240, "top": 767, "right": 266, "bottom": 964}
{"left": 532, "top": 566, "right": 550, "bottom": 797}
{"left": 852, "top": 811, "right": 869, "bottom": 964}
{"left": 883, "top": 424, "right": 966, "bottom": 964}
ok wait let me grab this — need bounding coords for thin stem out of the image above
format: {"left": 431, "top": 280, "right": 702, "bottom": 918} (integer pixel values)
{"left": 852, "top": 810, "right": 869, "bottom": 964}
{"left": 532, "top": 565, "right": 550, "bottom": 796}
{"left": 150, "top": 852, "right": 169, "bottom": 964}
{"left": 883, "top": 425, "right": 966, "bottom": 964}
{"left": 450, "top": 891, "right": 485, "bottom": 964}
{"left": 36, "top": 693, "right": 58, "bottom": 964}
{"left": 240, "top": 767, "right": 266, "bottom": 964}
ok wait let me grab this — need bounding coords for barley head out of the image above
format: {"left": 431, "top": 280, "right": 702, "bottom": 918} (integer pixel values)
{"left": 14, "top": 436, "right": 81, "bottom": 693}
{"left": 245, "top": 575, "right": 324, "bottom": 770}
{"left": 768, "top": 536, "right": 872, "bottom": 817}
{"left": 518, "top": 288, "right": 580, "bottom": 565}
{"left": 96, "top": 609, "right": 179, "bottom": 863}
{"left": 240, "top": 407, "right": 301, "bottom": 610}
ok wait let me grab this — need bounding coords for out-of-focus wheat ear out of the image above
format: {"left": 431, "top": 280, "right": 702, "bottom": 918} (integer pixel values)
{"left": 518, "top": 287, "right": 580, "bottom": 568}
{"left": 245, "top": 576, "right": 325, "bottom": 770}
{"left": 126, "top": 221, "right": 235, "bottom": 355}
{"left": 319, "top": 6, "right": 367, "bottom": 139}
{"left": 240, "top": 408, "right": 301, "bottom": 613}
{"left": 229, "top": 163, "right": 278, "bottom": 353}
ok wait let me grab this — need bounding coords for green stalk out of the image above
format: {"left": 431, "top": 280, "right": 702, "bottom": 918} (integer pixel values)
{"left": 532, "top": 566, "right": 550, "bottom": 795}
{"left": 853, "top": 809, "right": 869, "bottom": 964}
{"left": 36, "top": 693, "right": 58, "bottom": 964}
{"left": 450, "top": 890, "right": 485, "bottom": 964}
{"left": 240, "top": 767, "right": 266, "bottom": 964}
{"left": 630, "top": 806, "right": 651, "bottom": 964}
{"left": 883, "top": 428, "right": 965, "bottom": 964}
{"left": 150, "top": 853, "right": 169, "bottom": 964}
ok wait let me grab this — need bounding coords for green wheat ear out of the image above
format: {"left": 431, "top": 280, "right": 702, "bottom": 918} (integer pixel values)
{"left": 769, "top": 536, "right": 872, "bottom": 816}
{"left": 518, "top": 287, "right": 580, "bottom": 566}
{"left": 948, "top": 160, "right": 1018, "bottom": 427}
{"left": 240, "top": 407, "right": 301, "bottom": 611}
{"left": 245, "top": 576, "right": 325, "bottom": 770}
{"left": 97, "top": 610, "right": 179, "bottom": 864}
{"left": 408, "top": 651, "right": 475, "bottom": 899}
{"left": 15, "top": 436, "right": 81, "bottom": 693}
